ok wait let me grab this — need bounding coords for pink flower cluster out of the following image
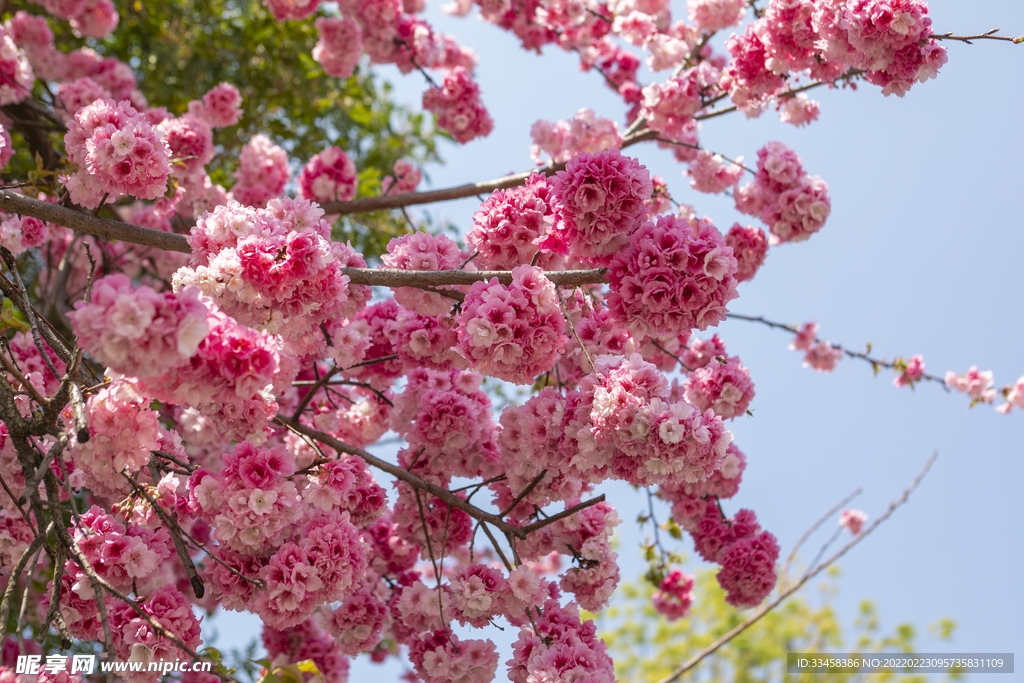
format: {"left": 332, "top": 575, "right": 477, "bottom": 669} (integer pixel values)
{"left": 302, "top": 453, "right": 387, "bottom": 526}
{"left": 724, "top": 223, "right": 769, "bottom": 282}
{"left": 839, "top": 508, "right": 867, "bottom": 535}
{"left": 893, "top": 353, "right": 925, "bottom": 388}
{"left": 735, "top": 141, "right": 831, "bottom": 244}
{"left": 320, "top": 587, "right": 388, "bottom": 656}
{"left": 455, "top": 265, "right": 567, "bottom": 385}
{"left": 381, "top": 159, "right": 422, "bottom": 195}
{"left": 685, "top": 499, "right": 779, "bottom": 608}
{"left": 813, "top": 0, "right": 947, "bottom": 96}
{"left": 192, "top": 443, "right": 367, "bottom": 628}
{"left": 687, "top": 0, "right": 746, "bottom": 31}
{"left": 157, "top": 113, "right": 215, "bottom": 179}
{"left": 683, "top": 352, "right": 755, "bottom": 420}
{"left": 779, "top": 93, "right": 821, "bottom": 127}
{"left": 108, "top": 585, "right": 200, "bottom": 683}
{"left": 231, "top": 134, "right": 291, "bottom": 208}
{"left": 608, "top": 214, "right": 739, "bottom": 338}
{"left": 640, "top": 70, "right": 707, "bottom": 139}
{"left": 177, "top": 197, "right": 366, "bottom": 359}
{"left": 529, "top": 108, "right": 622, "bottom": 164}
{"left": 49, "top": 507, "right": 173, "bottom": 640}
{"left": 945, "top": 366, "right": 996, "bottom": 404}
{"left": 409, "top": 630, "right": 499, "bottom": 683}
{"left": 67, "top": 378, "right": 161, "bottom": 497}
{"left": 0, "top": 25, "right": 34, "bottom": 106}
{"left": 69, "top": 274, "right": 210, "bottom": 380}
{"left": 789, "top": 322, "right": 843, "bottom": 373}
{"left": 551, "top": 148, "right": 653, "bottom": 265}
{"left": 573, "top": 353, "right": 733, "bottom": 487}
{"left": 661, "top": 442, "right": 747, "bottom": 509}
{"left": 468, "top": 173, "right": 560, "bottom": 270}
{"left": 381, "top": 231, "right": 464, "bottom": 316}
{"left": 508, "top": 598, "right": 615, "bottom": 683}
{"left": 298, "top": 146, "right": 358, "bottom": 204}
{"left": 56, "top": 76, "right": 110, "bottom": 121}
{"left": 0, "top": 213, "right": 47, "bottom": 255}
{"left": 62, "top": 98, "right": 172, "bottom": 208}
{"left": 263, "top": 618, "right": 351, "bottom": 683}
{"left": 264, "top": 0, "right": 321, "bottom": 21}
{"left": 997, "top": 377, "right": 1024, "bottom": 415}
{"left": 392, "top": 367, "right": 499, "bottom": 483}
{"left": 186, "top": 82, "right": 243, "bottom": 128}
{"left": 422, "top": 67, "right": 494, "bottom": 144}
{"left": 652, "top": 569, "right": 695, "bottom": 620}
{"left": 393, "top": 307, "right": 466, "bottom": 371}
{"left": 313, "top": 17, "right": 363, "bottom": 79}
{"left": 688, "top": 149, "right": 746, "bottom": 194}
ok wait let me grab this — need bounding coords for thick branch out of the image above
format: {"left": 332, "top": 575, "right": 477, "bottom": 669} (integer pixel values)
{"left": 319, "top": 163, "right": 566, "bottom": 215}
{"left": 0, "top": 190, "right": 191, "bottom": 253}
{"left": 342, "top": 267, "right": 607, "bottom": 288}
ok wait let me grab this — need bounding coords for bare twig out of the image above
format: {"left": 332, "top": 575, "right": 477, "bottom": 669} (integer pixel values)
{"left": 654, "top": 452, "right": 938, "bottom": 683}
{"left": 779, "top": 487, "right": 862, "bottom": 589}
{"left": 932, "top": 28, "right": 1024, "bottom": 44}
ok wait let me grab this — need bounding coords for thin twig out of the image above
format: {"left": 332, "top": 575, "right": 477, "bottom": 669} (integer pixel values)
{"left": 654, "top": 452, "right": 938, "bottom": 683}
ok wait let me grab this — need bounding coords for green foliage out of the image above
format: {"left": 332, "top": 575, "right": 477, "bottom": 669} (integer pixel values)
{"left": 598, "top": 569, "right": 961, "bottom": 683}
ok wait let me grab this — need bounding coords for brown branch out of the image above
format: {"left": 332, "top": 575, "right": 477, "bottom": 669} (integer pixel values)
{"left": 123, "top": 474, "right": 204, "bottom": 599}
{"left": 343, "top": 267, "right": 607, "bottom": 288}
{"left": 695, "top": 68, "right": 866, "bottom": 122}
{"left": 274, "top": 416, "right": 531, "bottom": 539}
{"left": 655, "top": 452, "right": 938, "bottom": 683}
{"left": 779, "top": 487, "right": 862, "bottom": 590}
{"left": 0, "top": 190, "right": 191, "bottom": 253}
{"left": 518, "top": 494, "right": 607, "bottom": 535}
{"left": 932, "top": 28, "right": 1024, "bottom": 44}
{"left": 726, "top": 312, "right": 948, "bottom": 387}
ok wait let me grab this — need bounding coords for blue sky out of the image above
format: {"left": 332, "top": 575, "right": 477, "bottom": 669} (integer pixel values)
{"left": 207, "top": 1, "right": 1023, "bottom": 679}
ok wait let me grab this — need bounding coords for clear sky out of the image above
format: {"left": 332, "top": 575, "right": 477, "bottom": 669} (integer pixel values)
{"left": 206, "top": 1, "right": 1023, "bottom": 679}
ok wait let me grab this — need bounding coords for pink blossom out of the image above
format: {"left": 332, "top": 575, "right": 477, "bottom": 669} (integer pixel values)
{"left": 652, "top": 569, "right": 695, "bottom": 620}
{"left": 893, "top": 354, "right": 925, "bottom": 388}
{"left": 945, "top": 366, "right": 996, "bottom": 404}
{"left": 0, "top": 26, "right": 35, "bottom": 107}
{"left": 997, "top": 376, "right": 1024, "bottom": 415}
{"left": 468, "top": 173, "right": 561, "bottom": 270}
{"left": 725, "top": 223, "right": 769, "bottom": 282}
{"left": 62, "top": 98, "right": 172, "bottom": 208}
{"left": 188, "top": 82, "right": 243, "bottom": 128}
{"left": 455, "top": 265, "right": 567, "bottom": 385}
{"left": 381, "top": 159, "right": 422, "bottom": 194}
{"left": 382, "top": 231, "right": 464, "bottom": 316}
{"left": 779, "top": 94, "right": 821, "bottom": 127}
{"left": 68, "top": 0, "right": 118, "bottom": 38}
{"left": 716, "top": 530, "right": 779, "bottom": 608}
{"left": 839, "top": 508, "right": 867, "bottom": 535}
{"left": 688, "top": 149, "right": 746, "bottom": 194}
{"left": 529, "top": 109, "right": 622, "bottom": 164}
{"left": 803, "top": 340, "right": 843, "bottom": 372}
{"left": 687, "top": 0, "right": 745, "bottom": 31}
{"left": 607, "top": 214, "right": 739, "bottom": 338}
{"left": 684, "top": 353, "right": 755, "bottom": 420}
{"left": 264, "top": 0, "right": 321, "bottom": 21}
{"left": 508, "top": 598, "right": 615, "bottom": 683}
{"left": 313, "top": 17, "right": 363, "bottom": 79}
{"left": 297, "top": 146, "right": 357, "bottom": 203}
{"left": 422, "top": 67, "right": 494, "bottom": 144}
{"left": 551, "top": 148, "right": 653, "bottom": 265}
{"left": 231, "top": 134, "right": 291, "bottom": 208}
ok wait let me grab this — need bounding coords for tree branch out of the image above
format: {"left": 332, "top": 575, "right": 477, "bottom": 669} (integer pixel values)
{"left": 655, "top": 452, "right": 938, "bottom": 683}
